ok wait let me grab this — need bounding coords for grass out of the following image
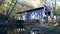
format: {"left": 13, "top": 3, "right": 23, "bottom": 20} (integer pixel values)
{"left": 40, "top": 25, "right": 60, "bottom": 33}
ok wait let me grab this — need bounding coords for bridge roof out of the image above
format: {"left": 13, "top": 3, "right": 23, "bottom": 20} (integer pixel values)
{"left": 17, "top": 7, "right": 44, "bottom": 14}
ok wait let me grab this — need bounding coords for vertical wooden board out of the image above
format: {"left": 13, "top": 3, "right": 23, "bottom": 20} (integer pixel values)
{"left": 20, "top": 9, "right": 44, "bottom": 20}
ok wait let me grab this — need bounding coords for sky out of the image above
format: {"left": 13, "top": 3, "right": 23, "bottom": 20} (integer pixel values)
{"left": 57, "top": 0, "right": 60, "bottom": 1}
{"left": 52, "top": 0, "right": 60, "bottom": 6}
{"left": 26, "top": 0, "right": 42, "bottom": 8}
{"left": 57, "top": 0, "right": 60, "bottom": 6}
{"left": 18, "top": 0, "right": 60, "bottom": 8}
{"left": 56, "top": 0, "right": 60, "bottom": 6}
{"left": 26, "top": 0, "right": 60, "bottom": 7}
{"left": 18, "top": 0, "right": 43, "bottom": 8}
